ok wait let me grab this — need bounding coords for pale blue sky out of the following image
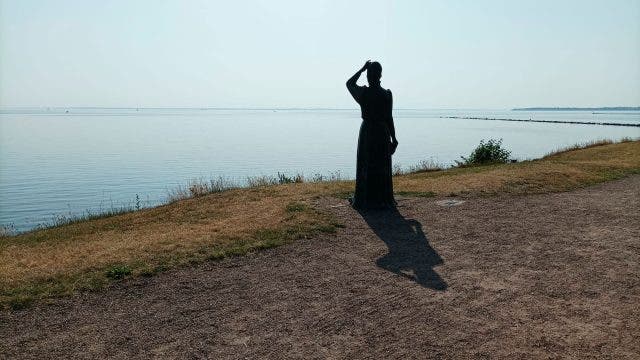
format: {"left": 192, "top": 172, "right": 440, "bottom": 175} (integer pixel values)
{"left": 1, "top": 0, "right": 638, "bottom": 108}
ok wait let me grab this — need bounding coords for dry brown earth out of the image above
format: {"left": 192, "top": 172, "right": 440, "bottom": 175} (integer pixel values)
{"left": 1, "top": 176, "right": 639, "bottom": 359}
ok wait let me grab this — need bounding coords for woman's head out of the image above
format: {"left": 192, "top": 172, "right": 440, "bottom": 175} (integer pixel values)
{"left": 367, "top": 61, "right": 382, "bottom": 86}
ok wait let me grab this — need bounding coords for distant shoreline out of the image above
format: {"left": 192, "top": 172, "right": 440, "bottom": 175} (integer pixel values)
{"left": 513, "top": 107, "right": 640, "bottom": 111}
{"left": 440, "top": 116, "right": 640, "bottom": 127}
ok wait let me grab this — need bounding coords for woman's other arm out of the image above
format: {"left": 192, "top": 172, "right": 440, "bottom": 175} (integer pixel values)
{"left": 346, "top": 60, "right": 370, "bottom": 103}
{"left": 387, "top": 91, "right": 399, "bottom": 153}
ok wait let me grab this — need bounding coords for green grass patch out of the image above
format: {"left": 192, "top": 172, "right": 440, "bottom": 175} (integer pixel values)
{"left": 8, "top": 295, "right": 34, "bottom": 310}
{"left": 105, "top": 265, "right": 133, "bottom": 280}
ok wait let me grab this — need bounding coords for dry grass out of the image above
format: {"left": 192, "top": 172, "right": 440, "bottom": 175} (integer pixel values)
{"left": 393, "top": 139, "right": 640, "bottom": 197}
{"left": 0, "top": 186, "right": 340, "bottom": 309}
{"left": 543, "top": 137, "right": 634, "bottom": 158}
{"left": 1, "top": 140, "right": 639, "bottom": 309}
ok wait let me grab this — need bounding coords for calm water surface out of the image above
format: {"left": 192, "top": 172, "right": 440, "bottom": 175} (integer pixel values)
{"left": 1, "top": 108, "right": 638, "bottom": 232}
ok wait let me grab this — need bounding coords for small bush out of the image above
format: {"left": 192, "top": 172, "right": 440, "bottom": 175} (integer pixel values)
{"left": 105, "top": 265, "right": 132, "bottom": 280}
{"left": 457, "top": 139, "right": 511, "bottom": 166}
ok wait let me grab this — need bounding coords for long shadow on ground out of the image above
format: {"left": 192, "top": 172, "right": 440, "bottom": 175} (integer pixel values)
{"left": 359, "top": 207, "right": 447, "bottom": 290}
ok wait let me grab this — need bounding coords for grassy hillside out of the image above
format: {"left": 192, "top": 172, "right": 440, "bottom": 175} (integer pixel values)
{"left": 1, "top": 140, "right": 639, "bottom": 309}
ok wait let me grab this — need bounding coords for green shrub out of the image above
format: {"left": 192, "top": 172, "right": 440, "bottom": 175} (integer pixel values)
{"left": 105, "top": 265, "right": 132, "bottom": 280}
{"left": 458, "top": 139, "right": 511, "bottom": 166}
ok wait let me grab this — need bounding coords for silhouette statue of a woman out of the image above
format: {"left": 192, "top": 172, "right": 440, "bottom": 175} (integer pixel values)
{"left": 346, "top": 60, "right": 398, "bottom": 209}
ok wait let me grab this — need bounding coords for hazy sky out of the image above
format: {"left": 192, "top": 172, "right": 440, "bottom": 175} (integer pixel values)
{"left": 1, "top": 0, "right": 639, "bottom": 108}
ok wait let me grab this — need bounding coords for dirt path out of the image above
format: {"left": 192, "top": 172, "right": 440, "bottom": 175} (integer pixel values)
{"left": 2, "top": 176, "right": 639, "bottom": 359}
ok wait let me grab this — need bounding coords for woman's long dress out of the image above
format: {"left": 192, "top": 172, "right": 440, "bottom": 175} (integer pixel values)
{"left": 352, "top": 86, "right": 396, "bottom": 210}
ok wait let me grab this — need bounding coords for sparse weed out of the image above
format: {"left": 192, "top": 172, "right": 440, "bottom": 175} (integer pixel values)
{"left": 393, "top": 159, "right": 444, "bottom": 175}
{"left": 393, "top": 164, "right": 403, "bottom": 176}
{"left": 51, "top": 206, "right": 135, "bottom": 228}
{"left": 1, "top": 223, "right": 16, "bottom": 237}
{"left": 406, "top": 159, "right": 443, "bottom": 173}
{"left": 311, "top": 171, "right": 342, "bottom": 182}
{"left": 277, "top": 172, "right": 304, "bottom": 184}
{"left": 246, "top": 175, "right": 278, "bottom": 187}
{"left": 167, "top": 176, "right": 237, "bottom": 202}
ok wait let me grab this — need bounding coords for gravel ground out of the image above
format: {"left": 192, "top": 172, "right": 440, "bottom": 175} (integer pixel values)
{"left": 2, "top": 176, "right": 639, "bottom": 359}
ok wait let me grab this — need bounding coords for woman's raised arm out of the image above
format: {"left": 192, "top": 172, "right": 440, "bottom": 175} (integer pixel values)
{"left": 346, "top": 60, "right": 370, "bottom": 103}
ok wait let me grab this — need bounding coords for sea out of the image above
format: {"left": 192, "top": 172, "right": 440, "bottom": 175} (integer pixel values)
{"left": 1, "top": 108, "right": 639, "bottom": 232}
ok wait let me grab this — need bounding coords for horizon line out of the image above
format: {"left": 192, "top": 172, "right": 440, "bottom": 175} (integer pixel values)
{"left": 0, "top": 106, "right": 512, "bottom": 111}
{"left": 2, "top": 105, "right": 639, "bottom": 111}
